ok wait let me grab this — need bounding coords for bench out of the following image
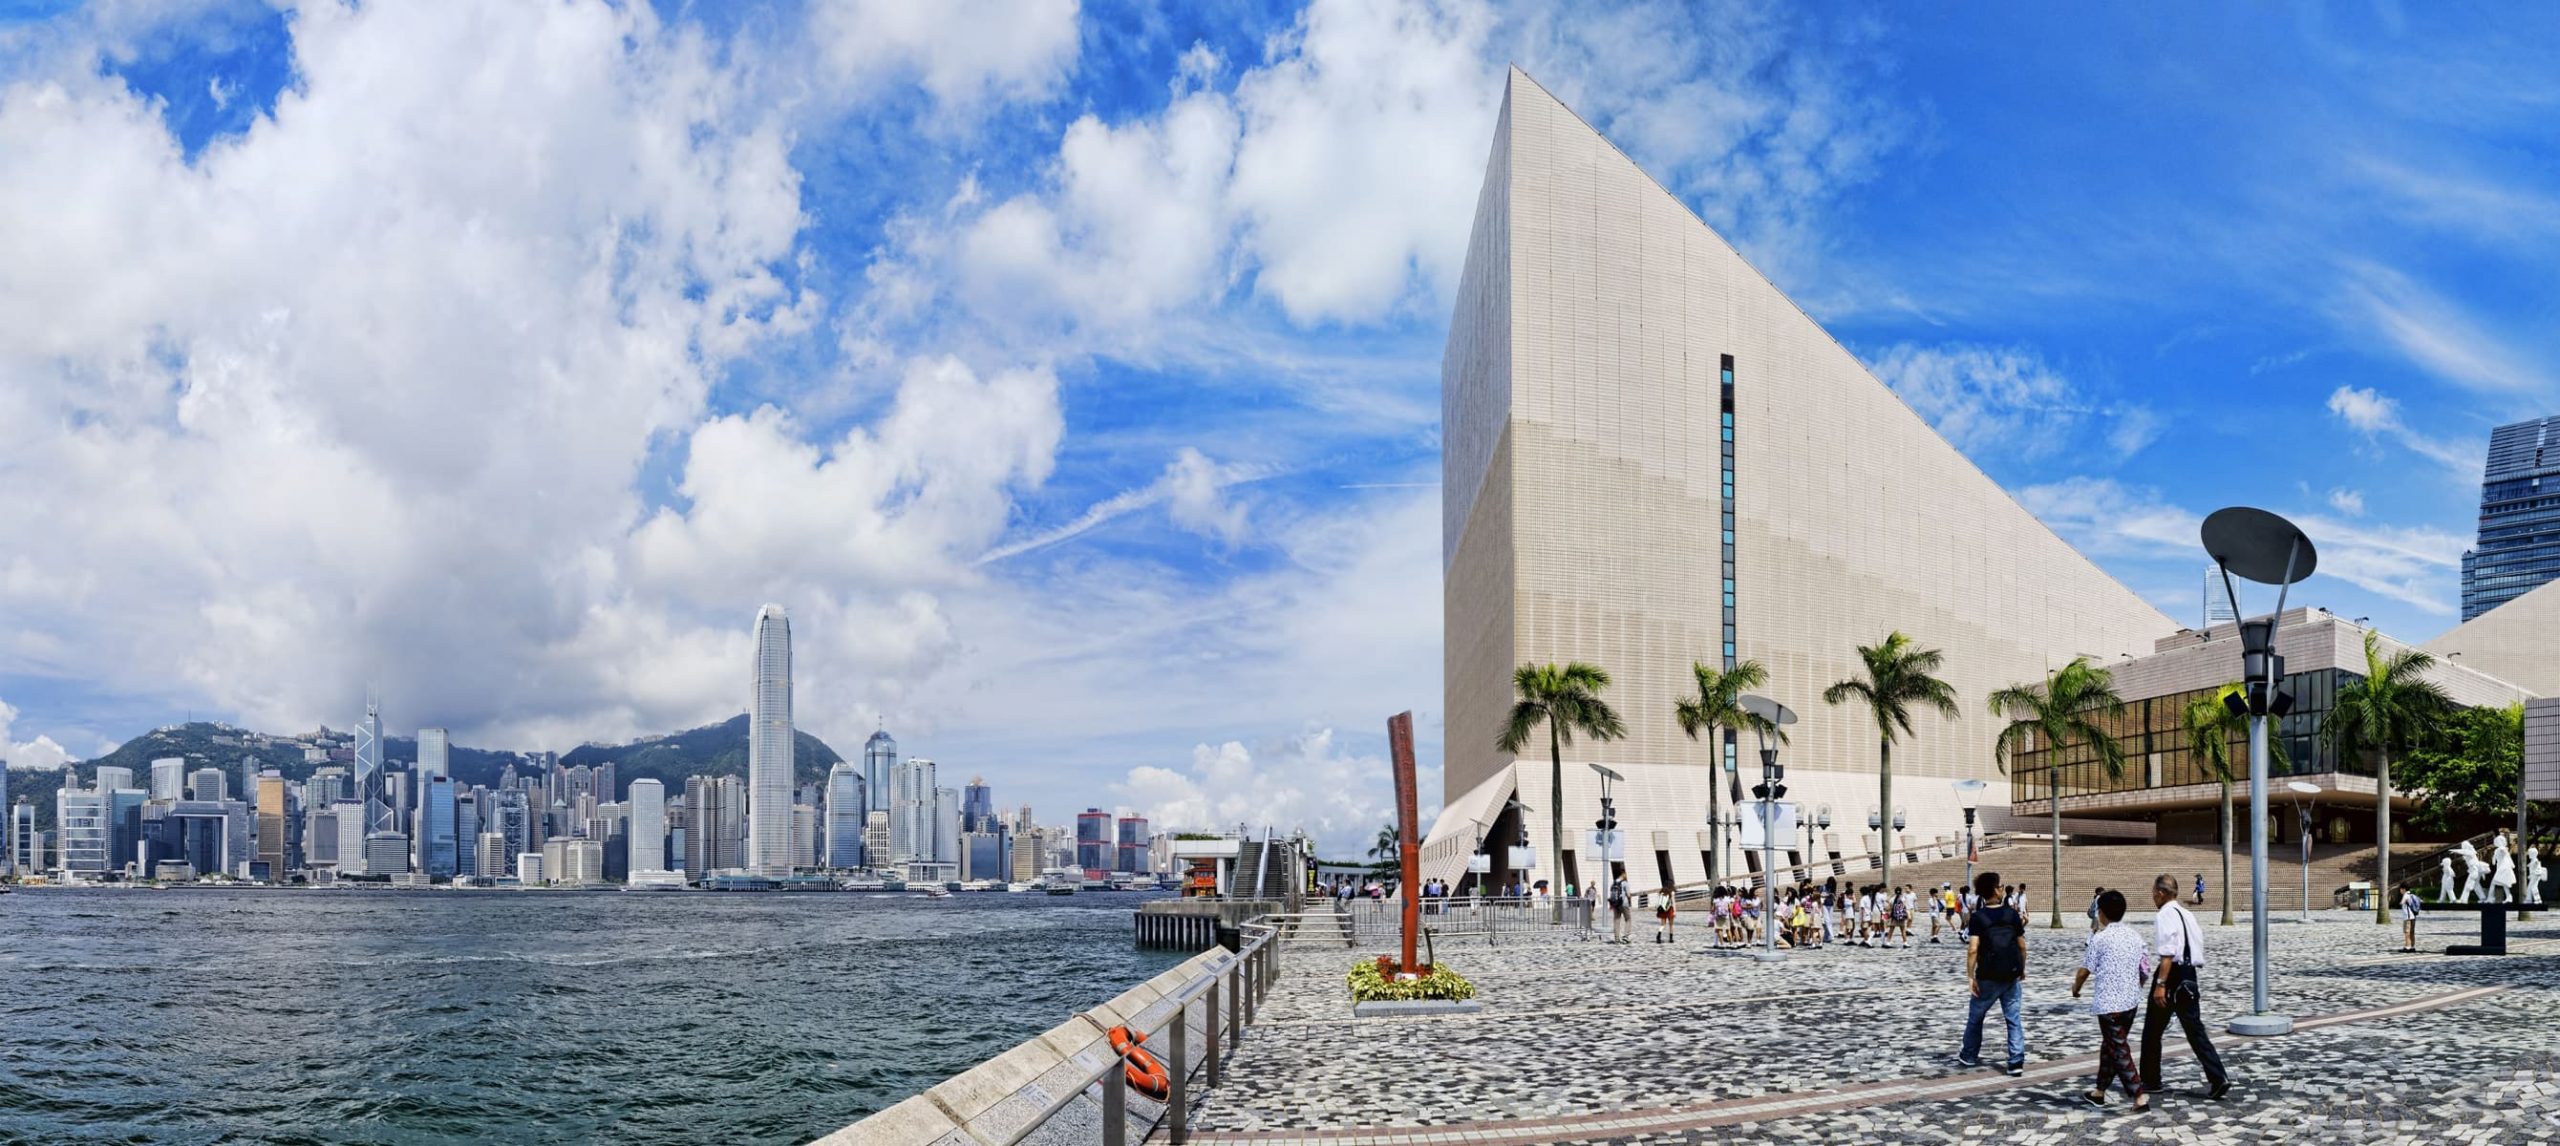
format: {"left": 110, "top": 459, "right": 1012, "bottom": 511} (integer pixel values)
{"left": 2423, "top": 901, "right": 2547, "bottom": 955}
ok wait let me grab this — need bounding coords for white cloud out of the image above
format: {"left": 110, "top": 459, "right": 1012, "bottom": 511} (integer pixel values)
{"left": 2019, "top": 477, "right": 2464, "bottom": 617}
{"left": 1120, "top": 727, "right": 1433, "bottom": 856}
{"left": 2328, "top": 487, "right": 2366, "bottom": 516}
{"left": 2338, "top": 262, "right": 2555, "bottom": 397}
{"left": 1869, "top": 343, "right": 2153, "bottom": 461}
{"left": 2326, "top": 384, "right": 2474, "bottom": 474}
{"left": 808, "top": 0, "right": 1081, "bottom": 116}
{"left": 0, "top": 699, "right": 74, "bottom": 772}
{"left": 977, "top": 446, "right": 1258, "bottom": 564}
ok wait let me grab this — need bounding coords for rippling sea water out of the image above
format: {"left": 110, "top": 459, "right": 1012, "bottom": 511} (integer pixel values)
{"left": 0, "top": 887, "right": 1185, "bottom": 1144}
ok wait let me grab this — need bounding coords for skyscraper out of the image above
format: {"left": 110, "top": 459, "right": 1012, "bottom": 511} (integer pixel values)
{"left": 189, "top": 767, "right": 225, "bottom": 803}
{"left": 417, "top": 774, "right": 457, "bottom": 878}
{"left": 1116, "top": 815, "right": 1150, "bottom": 874}
{"left": 863, "top": 727, "right": 897, "bottom": 815}
{"left": 255, "top": 773, "right": 289, "bottom": 879}
{"left": 824, "top": 762, "right": 866, "bottom": 869}
{"left": 934, "top": 787, "right": 960, "bottom": 865}
{"left": 332, "top": 801, "right": 366, "bottom": 875}
{"left": 890, "top": 756, "right": 937, "bottom": 863}
{"left": 356, "top": 695, "right": 392, "bottom": 835}
{"left": 1075, "top": 809, "right": 1110, "bottom": 877}
{"left": 417, "top": 727, "right": 450, "bottom": 780}
{"left": 628, "top": 778, "right": 667, "bottom": 875}
{"left": 962, "top": 777, "right": 994, "bottom": 833}
{"left": 454, "top": 790, "right": 481, "bottom": 877}
{"left": 682, "top": 775, "right": 746, "bottom": 875}
{"left": 2202, "top": 563, "right": 2238, "bottom": 628}
{"left": 2462, "top": 415, "right": 2560, "bottom": 620}
{"left": 746, "top": 604, "right": 793, "bottom": 875}
{"left": 150, "top": 758, "right": 186, "bottom": 802}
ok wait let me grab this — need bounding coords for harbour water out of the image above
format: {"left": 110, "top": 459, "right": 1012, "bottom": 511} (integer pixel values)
{"left": 0, "top": 887, "right": 1183, "bottom": 1144}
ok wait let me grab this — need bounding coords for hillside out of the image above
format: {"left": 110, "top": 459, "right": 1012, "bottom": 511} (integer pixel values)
{"left": 14, "top": 716, "right": 846, "bottom": 835}
{"left": 560, "top": 714, "right": 845, "bottom": 793}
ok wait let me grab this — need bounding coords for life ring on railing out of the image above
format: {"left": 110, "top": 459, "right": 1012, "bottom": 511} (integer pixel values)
{"left": 1106, "top": 1025, "right": 1172, "bottom": 1100}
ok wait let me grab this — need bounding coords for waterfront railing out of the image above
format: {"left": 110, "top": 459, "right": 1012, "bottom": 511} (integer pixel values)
{"left": 999, "top": 917, "right": 1284, "bottom": 1146}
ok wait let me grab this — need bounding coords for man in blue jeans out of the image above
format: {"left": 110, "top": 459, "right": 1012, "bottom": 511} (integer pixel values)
{"left": 1959, "top": 870, "right": 2027, "bottom": 1075}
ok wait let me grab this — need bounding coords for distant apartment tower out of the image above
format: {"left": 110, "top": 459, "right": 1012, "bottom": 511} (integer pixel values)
{"left": 1115, "top": 815, "right": 1150, "bottom": 874}
{"left": 627, "top": 779, "right": 667, "bottom": 875}
{"left": 864, "top": 810, "right": 889, "bottom": 868}
{"left": 863, "top": 727, "right": 898, "bottom": 815}
{"left": 824, "top": 762, "right": 866, "bottom": 869}
{"left": 889, "top": 757, "right": 939, "bottom": 863}
{"left": 683, "top": 775, "right": 746, "bottom": 875}
{"left": 745, "top": 604, "right": 794, "bottom": 875}
{"left": 2462, "top": 416, "right": 2560, "bottom": 620}
{"left": 934, "top": 787, "right": 960, "bottom": 865}
{"left": 1075, "top": 809, "right": 1111, "bottom": 877}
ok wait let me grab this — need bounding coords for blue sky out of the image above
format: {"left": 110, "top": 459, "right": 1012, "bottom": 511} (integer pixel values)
{"left": 0, "top": 1, "right": 2554, "bottom": 850}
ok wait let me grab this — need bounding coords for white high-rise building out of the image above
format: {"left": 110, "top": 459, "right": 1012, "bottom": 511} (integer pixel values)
{"left": 477, "top": 833, "right": 509, "bottom": 879}
{"left": 333, "top": 801, "right": 367, "bottom": 875}
{"left": 150, "top": 758, "right": 186, "bottom": 802}
{"left": 628, "top": 779, "right": 667, "bottom": 875}
{"left": 890, "top": 756, "right": 937, "bottom": 863}
{"left": 417, "top": 728, "right": 450, "bottom": 781}
{"left": 93, "top": 766, "right": 133, "bottom": 793}
{"left": 824, "top": 761, "right": 866, "bottom": 869}
{"left": 745, "top": 604, "right": 794, "bottom": 875}
{"left": 934, "top": 787, "right": 961, "bottom": 865}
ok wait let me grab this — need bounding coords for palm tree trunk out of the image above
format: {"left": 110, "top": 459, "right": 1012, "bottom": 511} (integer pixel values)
{"left": 2219, "top": 777, "right": 2234, "bottom": 926}
{"left": 2374, "top": 747, "right": 2393, "bottom": 925}
{"left": 2050, "top": 763, "right": 2063, "bottom": 929}
{"left": 1707, "top": 728, "right": 1721, "bottom": 885}
{"left": 1878, "top": 740, "right": 1893, "bottom": 897}
{"left": 1550, "top": 722, "right": 1566, "bottom": 925}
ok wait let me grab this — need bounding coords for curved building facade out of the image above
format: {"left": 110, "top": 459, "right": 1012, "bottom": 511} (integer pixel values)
{"left": 746, "top": 604, "right": 794, "bottom": 875}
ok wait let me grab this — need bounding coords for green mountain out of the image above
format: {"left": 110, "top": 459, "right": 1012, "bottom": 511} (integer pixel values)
{"left": 14, "top": 716, "right": 846, "bottom": 834}
{"left": 558, "top": 713, "right": 845, "bottom": 794}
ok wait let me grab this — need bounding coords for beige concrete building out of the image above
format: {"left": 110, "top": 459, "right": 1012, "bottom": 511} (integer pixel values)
{"left": 2425, "top": 576, "right": 2560, "bottom": 697}
{"left": 1426, "top": 69, "right": 2177, "bottom": 895}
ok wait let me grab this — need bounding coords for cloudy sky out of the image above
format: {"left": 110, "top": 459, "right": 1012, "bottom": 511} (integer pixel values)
{"left": 1, "top": 1, "right": 2554, "bottom": 852}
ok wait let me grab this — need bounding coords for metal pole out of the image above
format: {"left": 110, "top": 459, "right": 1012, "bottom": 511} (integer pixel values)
{"left": 2299, "top": 802, "right": 2311, "bottom": 923}
{"left": 1168, "top": 1003, "right": 1189, "bottom": 1144}
{"left": 1205, "top": 979, "right": 1223, "bottom": 1087}
{"left": 1102, "top": 1053, "right": 1127, "bottom": 1146}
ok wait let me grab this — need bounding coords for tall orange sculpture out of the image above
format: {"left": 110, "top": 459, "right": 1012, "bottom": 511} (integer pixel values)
{"left": 1390, "top": 710, "right": 1422, "bottom": 974}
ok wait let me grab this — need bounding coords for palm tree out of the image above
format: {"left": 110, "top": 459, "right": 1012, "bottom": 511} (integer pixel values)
{"left": 2180, "top": 683, "right": 2288, "bottom": 925}
{"left": 1367, "top": 822, "right": 1399, "bottom": 870}
{"left": 2326, "top": 629, "right": 2451, "bottom": 924}
{"left": 1674, "top": 659, "right": 1781, "bottom": 883}
{"left": 1990, "top": 656, "right": 2127, "bottom": 929}
{"left": 1823, "top": 633, "right": 1959, "bottom": 898}
{"left": 1500, "top": 662, "right": 1627, "bottom": 922}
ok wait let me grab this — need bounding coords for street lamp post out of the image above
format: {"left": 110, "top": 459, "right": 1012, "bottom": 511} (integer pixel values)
{"left": 2287, "top": 781, "right": 2320, "bottom": 922}
{"left": 1954, "top": 779, "right": 1987, "bottom": 897}
{"left": 1589, "top": 764, "right": 1623, "bottom": 935}
{"left": 2203, "top": 506, "right": 2318, "bottom": 1038}
{"left": 1741, "top": 694, "right": 1798, "bottom": 963}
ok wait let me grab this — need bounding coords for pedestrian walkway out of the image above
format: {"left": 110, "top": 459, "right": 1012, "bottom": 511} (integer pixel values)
{"left": 1184, "top": 914, "right": 2560, "bottom": 1144}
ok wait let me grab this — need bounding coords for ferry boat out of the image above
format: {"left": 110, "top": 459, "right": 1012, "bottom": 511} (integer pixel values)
{"left": 1006, "top": 881, "right": 1037, "bottom": 893}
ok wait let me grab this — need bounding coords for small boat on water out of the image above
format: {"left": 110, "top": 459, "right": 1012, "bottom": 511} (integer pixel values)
{"left": 1006, "top": 881, "right": 1037, "bottom": 893}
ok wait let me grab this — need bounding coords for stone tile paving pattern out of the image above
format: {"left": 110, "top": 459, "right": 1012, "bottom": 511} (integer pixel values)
{"left": 1185, "top": 913, "right": 2560, "bottom": 1144}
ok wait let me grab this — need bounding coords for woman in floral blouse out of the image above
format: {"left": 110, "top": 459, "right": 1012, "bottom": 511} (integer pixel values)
{"left": 2070, "top": 888, "right": 2151, "bottom": 1112}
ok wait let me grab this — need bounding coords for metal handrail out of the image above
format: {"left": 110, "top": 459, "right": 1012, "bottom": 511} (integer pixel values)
{"left": 996, "top": 918, "right": 1284, "bottom": 1146}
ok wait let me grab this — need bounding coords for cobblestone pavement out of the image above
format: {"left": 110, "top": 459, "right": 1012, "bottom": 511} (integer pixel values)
{"left": 1185, "top": 912, "right": 2560, "bottom": 1144}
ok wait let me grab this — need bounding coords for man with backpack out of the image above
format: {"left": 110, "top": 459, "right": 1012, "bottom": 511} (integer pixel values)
{"left": 1607, "top": 865, "right": 1633, "bottom": 944}
{"left": 1959, "top": 870, "right": 2028, "bottom": 1075}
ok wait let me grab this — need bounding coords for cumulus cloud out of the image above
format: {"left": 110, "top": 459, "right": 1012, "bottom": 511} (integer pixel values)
{"left": 0, "top": 699, "right": 75, "bottom": 772}
{"left": 1120, "top": 727, "right": 1435, "bottom": 855}
{"left": 2326, "top": 384, "right": 2474, "bottom": 474}
{"left": 1870, "top": 343, "right": 2154, "bottom": 461}
{"left": 809, "top": 0, "right": 1081, "bottom": 116}
{"left": 0, "top": 1, "right": 1086, "bottom": 753}
{"left": 2328, "top": 487, "right": 2366, "bottom": 516}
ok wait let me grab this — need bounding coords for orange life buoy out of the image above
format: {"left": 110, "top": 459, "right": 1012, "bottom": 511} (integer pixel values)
{"left": 1106, "top": 1025, "right": 1172, "bottom": 1100}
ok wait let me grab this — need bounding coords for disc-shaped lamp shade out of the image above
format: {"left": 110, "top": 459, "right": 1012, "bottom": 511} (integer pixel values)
{"left": 1740, "top": 695, "right": 1798, "bottom": 726}
{"left": 1587, "top": 763, "right": 1625, "bottom": 783}
{"left": 2201, "top": 507, "right": 2319, "bottom": 586}
{"left": 2285, "top": 781, "right": 2321, "bottom": 796}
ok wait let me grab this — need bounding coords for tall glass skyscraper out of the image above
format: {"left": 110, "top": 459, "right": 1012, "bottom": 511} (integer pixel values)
{"left": 2462, "top": 415, "right": 2560, "bottom": 621}
{"left": 418, "top": 774, "right": 457, "bottom": 878}
{"left": 357, "top": 696, "right": 392, "bottom": 834}
{"left": 417, "top": 727, "right": 450, "bottom": 780}
{"left": 627, "top": 779, "right": 667, "bottom": 875}
{"left": 824, "top": 762, "right": 866, "bottom": 869}
{"left": 746, "top": 604, "right": 794, "bottom": 875}
{"left": 863, "top": 728, "right": 897, "bottom": 815}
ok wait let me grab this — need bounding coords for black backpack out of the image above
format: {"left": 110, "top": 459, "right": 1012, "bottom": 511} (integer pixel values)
{"left": 1974, "top": 905, "right": 2024, "bottom": 981}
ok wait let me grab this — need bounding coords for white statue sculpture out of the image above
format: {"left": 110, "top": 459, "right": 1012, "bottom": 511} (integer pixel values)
{"left": 2528, "top": 846, "right": 2548, "bottom": 906}
{"left": 2458, "top": 840, "right": 2490, "bottom": 904}
{"left": 2441, "top": 853, "right": 2459, "bottom": 903}
{"left": 2492, "top": 843, "right": 2518, "bottom": 904}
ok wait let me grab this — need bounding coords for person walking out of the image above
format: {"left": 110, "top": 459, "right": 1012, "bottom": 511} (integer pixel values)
{"left": 2399, "top": 885, "right": 2423, "bottom": 953}
{"left": 2193, "top": 872, "right": 2206, "bottom": 906}
{"left": 2141, "top": 874, "right": 2231, "bottom": 1100}
{"left": 1607, "top": 865, "right": 1634, "bottom": 944}
{"left": 1958, "top": 870, "right": 2028, "bottom": 1075}
{"left": 2087, "top": 887, "right": 2105, "bottom": 933}
{"left": 1654, "top": 885, "right": 1678, "bottom": 944}
{"left": 2071, "top": 889, "right": 2151, "bottom": 1112}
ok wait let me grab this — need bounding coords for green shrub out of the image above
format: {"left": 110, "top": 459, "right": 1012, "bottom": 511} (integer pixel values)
{"left": 1347, "top": 958, "right": 1476, "bottom": 1002}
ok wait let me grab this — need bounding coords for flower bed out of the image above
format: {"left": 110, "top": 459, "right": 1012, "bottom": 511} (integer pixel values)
{"left": 1347, "top": 957, "right": 1476, "bottom": 1003}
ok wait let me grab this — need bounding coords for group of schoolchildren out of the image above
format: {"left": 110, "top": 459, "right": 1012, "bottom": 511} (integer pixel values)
{"left": 1640, "top": 877, "right": 2018, "bottom": 949}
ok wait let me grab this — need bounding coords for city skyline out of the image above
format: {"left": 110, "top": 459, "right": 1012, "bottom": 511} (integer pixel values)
{"left": 5, "top": 3, "right": 2560, "bottom": 859}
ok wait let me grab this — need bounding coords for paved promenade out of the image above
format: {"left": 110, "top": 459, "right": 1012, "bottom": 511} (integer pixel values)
{"left": 1186, "top": 911, "right": 2560, "bottom": 1144}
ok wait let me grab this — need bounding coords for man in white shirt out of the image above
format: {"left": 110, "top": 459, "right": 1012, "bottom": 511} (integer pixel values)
{"left": 2141, "top": 874, "right": 2231, "bottom": 1099}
